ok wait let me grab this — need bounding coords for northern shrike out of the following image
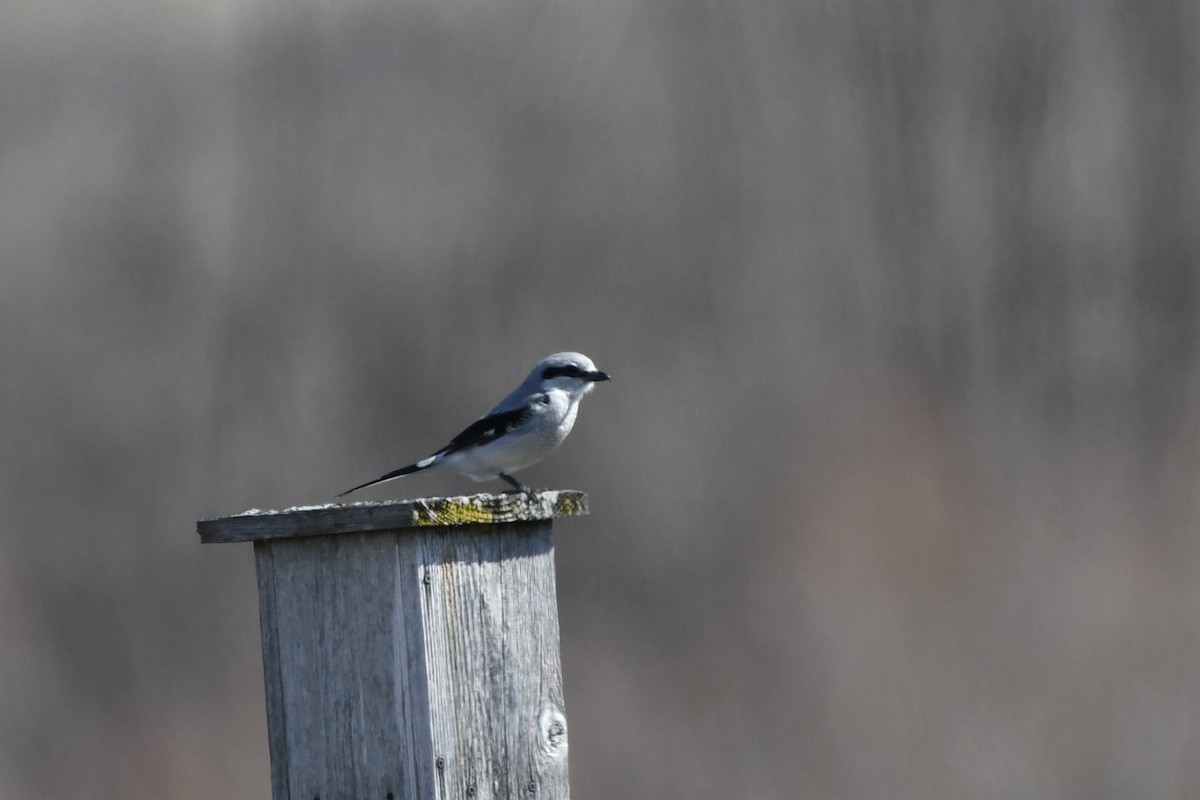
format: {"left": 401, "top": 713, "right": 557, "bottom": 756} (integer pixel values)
{"left": 338, "top": 352, "right": 610, "bottom": 497}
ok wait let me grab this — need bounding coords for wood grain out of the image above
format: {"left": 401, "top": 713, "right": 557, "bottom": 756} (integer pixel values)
{"left": 247, "top": 512, "right": 574, "bottom": 799}
{"left": 198, "top": 490, "right": 588, "bottom": 544}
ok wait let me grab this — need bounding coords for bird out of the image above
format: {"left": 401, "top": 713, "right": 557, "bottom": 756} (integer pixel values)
{"left": 338, "top": 352, "right": 610, "bottom": 498}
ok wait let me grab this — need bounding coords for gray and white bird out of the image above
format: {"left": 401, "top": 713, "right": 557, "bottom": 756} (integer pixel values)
{"left": 338, "top": 352, "right": 610, "bottom": 498}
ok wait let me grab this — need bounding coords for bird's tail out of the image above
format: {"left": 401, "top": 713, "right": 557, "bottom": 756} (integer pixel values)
{"left": 336, "top": 456, "right": 438, "bottom": 498}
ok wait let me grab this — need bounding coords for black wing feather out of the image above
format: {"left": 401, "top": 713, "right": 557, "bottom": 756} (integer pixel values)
{"left": 443, "top": 405, "right": 531, "bottom": 452}
{"left": 336, "top": 404, "right": 532, "bottom": 498}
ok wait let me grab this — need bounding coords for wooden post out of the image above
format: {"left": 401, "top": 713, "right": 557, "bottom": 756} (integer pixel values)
{"left": 197, "top": 490, "right": 587, "bottom": 800}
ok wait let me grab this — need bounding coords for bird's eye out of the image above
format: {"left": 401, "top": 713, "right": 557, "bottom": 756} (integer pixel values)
{"left": 542, "top": 364, "right": 583, "bottom": 380}
{"left": 539, "top": 393, "right": 551, "bottom": 405}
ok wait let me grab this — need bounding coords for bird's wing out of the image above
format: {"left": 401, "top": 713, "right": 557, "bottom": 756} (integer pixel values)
{"left": 441, "top": 403, "right": 534, "bottom": 452}
{"left": 337, "top": 402, "right": 535, "bottom": 497}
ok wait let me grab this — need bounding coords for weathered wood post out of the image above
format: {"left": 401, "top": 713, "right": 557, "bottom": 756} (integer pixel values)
{"left": 197, "top": 490, "right": 586, "bottom": 800}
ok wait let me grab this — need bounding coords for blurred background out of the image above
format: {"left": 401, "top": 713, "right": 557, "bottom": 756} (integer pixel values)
{"left": 2, "top": 0, "right": 1199, "bottom": 797}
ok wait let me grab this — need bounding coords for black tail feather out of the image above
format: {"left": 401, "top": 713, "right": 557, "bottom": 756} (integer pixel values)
{"left": 336, "top": 462, "right": 426, "bottom": 498}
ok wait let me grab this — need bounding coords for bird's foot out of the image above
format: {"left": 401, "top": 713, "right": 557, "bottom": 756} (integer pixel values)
{"left": 499, "top": 473, "right": 539, "bottom": 502}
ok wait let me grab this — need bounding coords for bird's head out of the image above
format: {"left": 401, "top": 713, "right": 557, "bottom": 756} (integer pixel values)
{"left": 534, "top": 352, "right": 611, "bottom": 396}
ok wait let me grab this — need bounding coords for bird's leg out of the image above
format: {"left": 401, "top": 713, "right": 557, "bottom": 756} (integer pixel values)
{"left": 499, "top": 472, "right": 538, "bottom": 501}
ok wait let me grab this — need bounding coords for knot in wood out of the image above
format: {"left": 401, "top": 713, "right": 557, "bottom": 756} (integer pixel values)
{"left": 537, "top": 705, "right": 568, "bottom": 759}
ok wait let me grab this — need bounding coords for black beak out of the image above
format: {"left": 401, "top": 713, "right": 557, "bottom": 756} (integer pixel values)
{"left": 588, "top": 370, "right": 611, "bottom": 382}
